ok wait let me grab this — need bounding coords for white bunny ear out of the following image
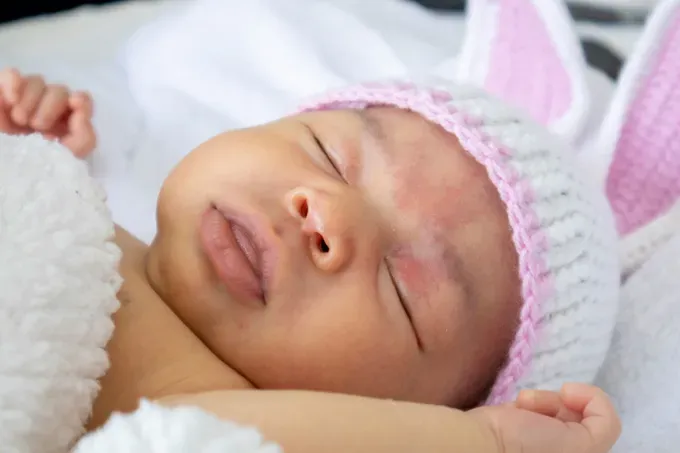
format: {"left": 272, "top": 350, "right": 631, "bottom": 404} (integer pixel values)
{"left": 592, "top": 0, "right": 680, "bottom": 242}
{"left": 453, "top": 0, "right": 589, "bottom": 143}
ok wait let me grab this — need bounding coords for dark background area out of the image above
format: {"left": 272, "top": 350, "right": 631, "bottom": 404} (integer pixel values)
{"left": 0, "top": 0, "right": 647, "bottom": 24}
{"left": 0, "top": 1, "right": 125, "bottom": 23}
{"left": 0, "top": 0, "right": 467, "bottom": 24}
{"left": 0, "top": 0, "right": 625, "bottom": 80}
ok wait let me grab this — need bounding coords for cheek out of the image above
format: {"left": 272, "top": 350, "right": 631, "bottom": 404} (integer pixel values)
{"left": 240, "top": 290, "right": 417, "bottom": 397}
{"left": 391, "top": 249, "right": 468, "bottom": 342}
{"left": 391, "top": 251, "right": 447, "bottom": 304}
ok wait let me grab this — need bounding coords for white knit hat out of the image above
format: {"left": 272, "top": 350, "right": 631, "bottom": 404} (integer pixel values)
{"left": 298, "top": 77, "right": 620, "bottom": 404}
{"left": 298, "top": 0, "right": 627, "bottom": 404}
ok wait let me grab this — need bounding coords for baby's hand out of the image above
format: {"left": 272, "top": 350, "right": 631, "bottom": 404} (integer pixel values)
{"left": 472, "top": 383, "right": 621, "bottom": 453}
{"left": 0, "top": 68, "right": 96, "bottom": 158}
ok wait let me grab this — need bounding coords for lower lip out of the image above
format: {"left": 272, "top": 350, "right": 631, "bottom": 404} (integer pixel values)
{"left": 200, "top": 208, "right": 264, "bottom": 305}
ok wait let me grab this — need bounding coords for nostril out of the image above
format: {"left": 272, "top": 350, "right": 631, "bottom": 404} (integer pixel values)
{"left": 319, "top": 239, "right": 329, "bottom": 253}
{"left": 288, "top": 191, "right": 311, "bottom": 220}
{"left": 299, "top": 199, "right": 309, "bottom": 219}
{"left": 290, "top": 192, "right": 309, "bottom": 219}
{"left": 313, "top": 233, "right": 330, "bottom": 253}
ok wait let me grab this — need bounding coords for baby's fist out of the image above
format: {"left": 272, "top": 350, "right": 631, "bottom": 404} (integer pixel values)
{"left": 473, "top": 383, "right": 621, "bottom": 453}
{"left": 0, "top": 68, "right": 96, "bottom": 158}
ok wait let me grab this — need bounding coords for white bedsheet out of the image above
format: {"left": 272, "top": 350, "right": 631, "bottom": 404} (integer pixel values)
{"left": 0, "top": 0, "right": 644, "bottom": 243}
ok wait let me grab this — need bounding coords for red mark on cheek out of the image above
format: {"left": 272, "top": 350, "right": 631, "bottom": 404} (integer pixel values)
{"left": 392, "top": 247, "right": 447, "bottom": 303}
{"left": 393, "top": 253, "right": 427, "bottom": 300}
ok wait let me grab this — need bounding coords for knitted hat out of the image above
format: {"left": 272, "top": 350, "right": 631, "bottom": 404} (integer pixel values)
{"left": 298, "top": 77, "right": 620, "bottom": 404}
{"left": 298, "top": 0, "right": 624, "bottom": 405}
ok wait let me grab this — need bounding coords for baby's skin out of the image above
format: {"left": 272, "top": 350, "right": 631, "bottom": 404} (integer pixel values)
{"left": 0, "top": 68, "right": 95, "bottom": 157}
{"left": 0, "top": 68, "right": 621, "bottom": 453}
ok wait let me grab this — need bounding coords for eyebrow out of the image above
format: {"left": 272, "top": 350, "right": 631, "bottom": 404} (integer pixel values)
{"left": 357, "top": 109, "right": 386, "bottom": 143}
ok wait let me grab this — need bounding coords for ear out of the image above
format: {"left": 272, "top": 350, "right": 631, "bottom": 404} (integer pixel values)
{"left": 592, "top": 0, "right": 680, "bottom": 240}
{"left": 452, "top": 0, "right": 589, "bottom": 143}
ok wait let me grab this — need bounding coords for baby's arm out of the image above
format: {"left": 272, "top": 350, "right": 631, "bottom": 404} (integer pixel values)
{"left": 159, "top": 390, "right": 497, "bottom": 453}
{"left": 0, "top": 68, "right": 95, "bottom": 157}
{"left": 157, "top": 384, "right": 620, "bottom": 453}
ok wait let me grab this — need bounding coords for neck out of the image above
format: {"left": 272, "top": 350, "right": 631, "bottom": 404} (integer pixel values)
{"left": 87, "top": 227, "right": 251, "bottom": 431}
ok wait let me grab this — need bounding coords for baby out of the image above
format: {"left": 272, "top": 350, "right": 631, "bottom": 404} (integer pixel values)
{"left": 0, "top": 66, "right": 621, "bottom": 452}
{"left": 0, "top": 1, "right": 624, "bottom": 451}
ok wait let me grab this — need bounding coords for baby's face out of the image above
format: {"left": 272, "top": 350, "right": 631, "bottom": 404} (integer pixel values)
{"left": 146, "top": 107, "right": 520, "bottom": 407}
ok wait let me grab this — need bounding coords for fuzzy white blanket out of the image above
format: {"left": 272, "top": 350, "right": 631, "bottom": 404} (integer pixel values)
{"left": 0, "top": 133, "right": 281, "bottom": 453}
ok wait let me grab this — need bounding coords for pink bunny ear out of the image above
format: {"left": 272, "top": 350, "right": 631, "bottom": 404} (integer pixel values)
{"left": 598, "top": 0, "right": 680, "bottom": 238}
{"left": 455, "top": 0, "right": 589, "bottom": 142}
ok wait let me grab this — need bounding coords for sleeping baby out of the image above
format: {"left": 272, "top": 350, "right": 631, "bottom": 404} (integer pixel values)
{"left": 0, "top": 1, "right": 634, "bottom": 452}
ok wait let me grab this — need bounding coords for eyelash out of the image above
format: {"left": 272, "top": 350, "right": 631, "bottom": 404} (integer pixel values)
{"left": 386, "top": 260, "right": 423, "bottom": 350}
{"left": 309, "top": 128, "right": 345, "bottom": 181}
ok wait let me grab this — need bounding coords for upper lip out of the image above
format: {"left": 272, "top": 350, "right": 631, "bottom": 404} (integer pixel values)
{"left": 213, "top": 203, "right": 279, "bottom": 301}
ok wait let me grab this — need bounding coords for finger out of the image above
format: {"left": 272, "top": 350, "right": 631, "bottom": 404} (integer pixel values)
{"left": 516, "top": 390, "right": 562, "bottom": 417}
{"left": 560, "top": 383, "right": 622, "bottom": 451}
{"left": 60, "top": 109, "right": 96, "bottom": 158}
{"left": 68, "top": 91, "right": 94, "bottom": 118}
{"left": 12, "top": 75, "right": 46, "bottom": 126}
{"left": 516, "top": 389, "right": 582, "bottom": 423}
{"left": 31, "top": 85, "right": 70, "bottom": 131}
{"left": 0, "top": 95, "right": 13, "bottom": 131}
{"left": 0, "top": 68, "right": 22, "bottom": 104}
{"left": 0, "top": 95, "right": 31, "bottom": 135}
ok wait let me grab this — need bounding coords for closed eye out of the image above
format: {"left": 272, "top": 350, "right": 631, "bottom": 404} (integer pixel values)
{"left": 386, "top": 260, "right": 423, "bottom": 351}
{"left": 305, "top": 124, "right": 345, "bottom": 181}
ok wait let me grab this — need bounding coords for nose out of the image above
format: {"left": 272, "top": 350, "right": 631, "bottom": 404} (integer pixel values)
{"left": 285, "top": 187, "right": 354, "bottom": 273}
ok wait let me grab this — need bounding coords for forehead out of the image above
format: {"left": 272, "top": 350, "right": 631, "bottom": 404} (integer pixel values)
{"left": 358, "top": 107, "right": 496, "bottom": 227}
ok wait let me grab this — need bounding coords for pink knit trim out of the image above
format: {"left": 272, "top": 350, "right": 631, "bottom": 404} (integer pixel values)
{"left": 298, "top": 83, "right": 552, "bottom": 404}
{"left": 606, "top": 10, "right": 680, "bottom": 235}
{"left": 486, "top": 0, "right": 572, "bottom": 126}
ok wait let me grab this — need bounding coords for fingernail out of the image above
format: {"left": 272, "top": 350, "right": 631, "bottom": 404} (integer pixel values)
{"left": 517, "top": 389, "right": 535, "bottom": 404}
{"left": 5, "top": 89, "right": 17, "bottom": 104}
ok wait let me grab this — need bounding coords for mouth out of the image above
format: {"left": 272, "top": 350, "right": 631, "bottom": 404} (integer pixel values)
{"left": 199, "top": 206, "right": 276, "bottom": 306}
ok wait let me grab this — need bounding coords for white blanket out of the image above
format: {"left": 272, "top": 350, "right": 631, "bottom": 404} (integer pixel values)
{"left": 0, "top": 133, "right": 283, "bottom": 453}
{"left": 596, "top": 234, "right": 680, "bottom": 451}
